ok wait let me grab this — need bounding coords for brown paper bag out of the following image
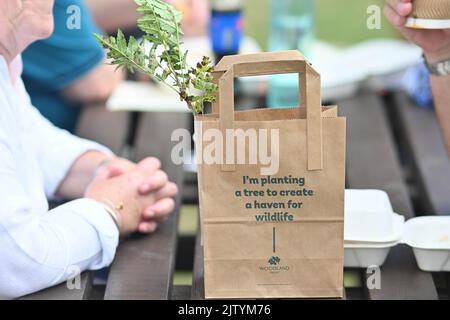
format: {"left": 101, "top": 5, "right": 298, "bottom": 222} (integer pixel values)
{"left": 195, "top": 51, "right": 346, "bottom": 299}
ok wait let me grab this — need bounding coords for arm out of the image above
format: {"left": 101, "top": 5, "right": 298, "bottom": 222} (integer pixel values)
{"left": 60, "top": 61, "right": 125, "bottom": 105}
{"left": 21, "top": 0, "right": 125, "bottom": 107}
{"left": 85, "top": 0, "right": 140, "bottom": 34}
{"left": 16, "top": 78, "right": 114, "bottom": 199}
{"left": 430, "top": 71, "right": 450, "bottom": 153}
{"left": 0, "top": 142, "right": 119, "bottom": 299}
{"left": 385, "top": 0, "right": 450, "bottom": 155}
{"left": 0, "top": 87, "right": 177, "bottom": 299}
{"left": 56, "top": 150, "right": 112, "bottom": 199}
{"left": 17, "top": 75, "right": 177, "bottom": 229}
{"left": 0, "top": 199, "right": 119, "bottom": 300}
{"left": 60, "top": 0, "right": 127, "bottom": 104}
{"left": 86, "top": 0, "right": 209, "bottom": 36}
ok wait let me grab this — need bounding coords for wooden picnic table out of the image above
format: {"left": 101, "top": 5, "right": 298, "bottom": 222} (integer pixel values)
{"left": 22, "top": 89, "right": 450, "bottom": 300}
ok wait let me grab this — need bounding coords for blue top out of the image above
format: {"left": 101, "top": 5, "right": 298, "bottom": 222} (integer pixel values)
{"left": 22, "top": 0, "right": 105, "bottom": 132}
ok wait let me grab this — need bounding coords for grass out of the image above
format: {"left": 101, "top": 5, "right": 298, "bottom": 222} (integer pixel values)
{"left": 178, "top": 205, "right": 198, "bottom": 235}
{"left": 173, "top": 205, "right": 197, "bottom": 286}
{"left": 344, "top": 270, "right": 362, "bottom": 288}
{"left": 244, "top": 0, "right": 401, "bottom": 50}
{"left": 174, "top": 271, "right": 193, "bottom": 286}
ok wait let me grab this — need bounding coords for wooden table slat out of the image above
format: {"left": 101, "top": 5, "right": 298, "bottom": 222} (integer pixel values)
{"left": 393, "top": 93, "right": 450, "bottom": 215}
{"left": 104, "top": 112, "right": 188, "bottom": 299}
{"left": 172, "top": 286, "right": 192, "bottom": 300}
{"left": 392, "top": 93, "right": 450, "bottom": 299}
{"left": 339, "top": 93, "right": 438, "bottom": 300}
{"left": 191, "top": 223, "right": 205, "bottom": 300}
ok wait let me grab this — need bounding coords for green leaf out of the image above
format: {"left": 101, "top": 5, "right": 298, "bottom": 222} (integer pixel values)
{"left": 95, "top": 0, "right": 217, "bottom": 115}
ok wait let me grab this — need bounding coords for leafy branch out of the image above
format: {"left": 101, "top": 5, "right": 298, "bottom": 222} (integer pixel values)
{"left": 95, "top": 0, "right": 218, "bottom": 115}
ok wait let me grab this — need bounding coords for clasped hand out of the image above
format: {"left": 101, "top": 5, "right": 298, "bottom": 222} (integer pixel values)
{"left": 85, "top": 157, "right": 178, "bottom": 236}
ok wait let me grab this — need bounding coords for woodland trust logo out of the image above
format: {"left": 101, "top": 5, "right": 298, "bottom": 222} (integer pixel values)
{"left": 259, "top": 256, "right": 289, "bottom": 273}
{"left": 268, "top": 256, "right": 281, "bottom": 266}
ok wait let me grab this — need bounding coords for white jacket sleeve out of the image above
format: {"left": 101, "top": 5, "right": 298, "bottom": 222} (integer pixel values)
{"left": 0, "top": 79, "right": 119, "bottom": 299}
{"left": 0, "top": 140, "right": 119, "bottom": 300}
{"left": 16, "top": 79, "right": 113, "bottom": 198}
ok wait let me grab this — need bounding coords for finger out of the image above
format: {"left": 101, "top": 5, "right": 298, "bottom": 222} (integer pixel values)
{"left": 137, "top": 157, "right": 161, "bottom": 174}
{"left": 385, "top": 0, "right": 413, "bottom": 17}
{"left": 143, "top": 197, "right": 176, "bottom": 220}
{"left": 152, "top": 182, "right": 178, "bottom": 201}
{"left": 385, "top": 0, "right": 412, "bottom": 6}
{"left": 92, "top": 166, "right": 110, "bottom": 182}
{"left": 138, "top": 170, "right": 169, "bottom": 194}
{"left": 137, "top": 221, "right": 158, "bottom": 233}
{"left": 92, "top": 165, "right": 120, "bottom": 182}
{"left": 106, "top": 165, "right": 126, "bottom": 178}
{"left": 385, "top": 2, "right": 424, "bottom": 41}
{"left": 384, "top": 2, "right": 407, "bottom": 28}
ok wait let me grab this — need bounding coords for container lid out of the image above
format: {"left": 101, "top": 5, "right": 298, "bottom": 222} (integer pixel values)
{"left": 403, "top": 216, "right": 450, "bottom": 250}
{"left": 344, "top": 239, "right": 400, "bottom": 249}
{"left": 344, "top": 189, "right": 403, "bottom": 242}
{"left": 345, "top": 213, "right": 404, "bottom": 246}
{"left": 211, "top": 0, "right": 242, "bottom": 11}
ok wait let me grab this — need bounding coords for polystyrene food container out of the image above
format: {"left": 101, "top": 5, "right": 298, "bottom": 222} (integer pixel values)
{"left": 344, "top": 241, "right": 399, "bottom": 268}
{"left": 343, "top": 189, "right": 403, "bottom": 267}
{"left": 403, "top": 216, "right": 450, "bottom": 272}
{"left": 343, "top": 189, "right": 450, "bottom": 270}
{"left": 344, "top": 213, "right": 404, "bottom": 246}
{"left": 344, "top": 189, "right": 402, "bottom": 243}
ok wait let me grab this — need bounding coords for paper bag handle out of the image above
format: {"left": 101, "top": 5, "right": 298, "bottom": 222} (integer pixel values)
{"left": 214, "top": 57, "right": 323, "bottom": 172}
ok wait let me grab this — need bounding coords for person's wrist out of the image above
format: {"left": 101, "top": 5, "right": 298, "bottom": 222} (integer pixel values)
{"left": 99, "top": 198, "right": 125, "bottom": 235}
{"left": 424, "top": 47, "right": 450, "bottom": 64}
{"left": 94, "top": 156, "right": 115, "bottom": 174}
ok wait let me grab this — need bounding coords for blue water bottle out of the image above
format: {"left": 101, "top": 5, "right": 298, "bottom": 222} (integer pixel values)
{"left": 210, "top": 0, "right": 243, "bottom": 63}
{"left": 268, "top": 0, "right": 315, "bottom": 108}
